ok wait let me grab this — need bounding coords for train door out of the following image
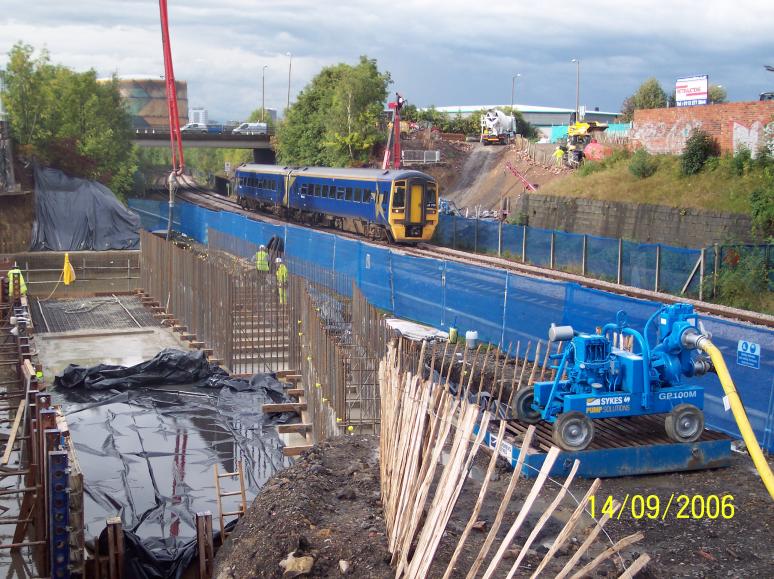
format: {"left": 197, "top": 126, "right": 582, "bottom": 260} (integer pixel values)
{"left": 408, "top": 182, "right": 424, "bottom": 224}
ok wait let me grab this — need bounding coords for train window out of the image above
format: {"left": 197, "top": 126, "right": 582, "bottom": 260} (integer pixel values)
{"left": 312, "top": 184, "right": 319, "bottom": 197}
{"left": 319, "top": 185, "right": 326, "bottom": 198}
{"left": 337, "top": 186, "right": 345, "bottom": 200}
{"left": 300, "top": 183, "right": 307, "bottom": 196}
{"left": 345, "top": 187, "right": 353, "bottom": 201}
{"left": 425, "top": 183, "right": 437, "bottom": 210}
{"left": 354, "top": 188, "right": 362, "bottom": 202}
{"left": 393, "top": 181, "right": 406, "bottom": 211}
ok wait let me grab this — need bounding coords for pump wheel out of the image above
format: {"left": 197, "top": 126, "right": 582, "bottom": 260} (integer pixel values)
{"left": 514, "top": 387, "right": 541, "bottom": 424}
{"left": 553, "top": 412, "right": 595, "bottom": 452}
{"left": 665, "top": 404, "right": 704, "bottom": 443}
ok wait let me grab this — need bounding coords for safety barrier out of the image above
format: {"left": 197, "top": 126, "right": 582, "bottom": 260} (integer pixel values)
{"left": 433, "top": 213, "right": 774, "bottom": 298}
{"left": 127, "top": 198, "right": 774, "bottom": 452}
{"left": 401, "top": 150, "right": 441, "bottom": 164}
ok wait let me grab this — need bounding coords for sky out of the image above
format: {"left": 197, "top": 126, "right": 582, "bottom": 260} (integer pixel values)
{"left": 1, "top": 0, "right": 773, "bottom": 122}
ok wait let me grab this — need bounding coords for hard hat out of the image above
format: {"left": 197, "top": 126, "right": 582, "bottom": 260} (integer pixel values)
{"left": 259, "top": 245, "right": 266, "bottom": 250}
{"left": 275, "top": 257, "right": 282, "bottom": 264}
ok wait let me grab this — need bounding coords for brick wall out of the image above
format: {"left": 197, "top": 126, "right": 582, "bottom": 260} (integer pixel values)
{"left": 631, "top": 101, "right": 774, "bottom": 155}
{"left": 515, "top": 194, "right": 753, "bottom": 247}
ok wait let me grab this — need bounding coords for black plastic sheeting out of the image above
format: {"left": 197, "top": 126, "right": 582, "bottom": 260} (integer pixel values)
{"left": 30, "top": 166, "right": 140, "bottom": 251}
{"left": 55, "top": 350, "right": 295, "bottom": 579}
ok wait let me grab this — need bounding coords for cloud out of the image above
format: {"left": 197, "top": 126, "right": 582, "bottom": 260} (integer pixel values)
{"left": 1, "top": 0, "right": 773, "bottom": 119}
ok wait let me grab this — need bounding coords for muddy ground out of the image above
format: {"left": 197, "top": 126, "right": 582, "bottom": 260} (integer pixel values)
{"left": 212, "top": 434, "right": 773, "bottom": 578}
{"left": 410, "top": 134, "right": 570, "bottom": 212}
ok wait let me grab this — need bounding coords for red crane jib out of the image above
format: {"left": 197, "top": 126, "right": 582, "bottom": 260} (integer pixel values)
{"left": 159, "top": 0, "right": 184, "bottom": 175}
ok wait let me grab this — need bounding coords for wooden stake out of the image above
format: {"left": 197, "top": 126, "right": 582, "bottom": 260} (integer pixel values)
{"left": 505, "top": 341, "right": 521, "bottom": 409}
{"left": 554, "top": 500, "right": 621, "bottom": 579}
{"left": 441, "top": 420, "right": 507, "bottom": 579}
{"left": 495, "top": 344, "right": 512, "bottom": 409}
{"left": 570, "top": 532, "right": 644, "bottom": 579}
{"left": 465, "top": 426, "right": 536, "bottom": 579}
{"left": 509, "top": 459, "right": 581, "bottom": 574}
{"left": 618, "top": 553, "right": 651, "bottom": 578}
{"left": 538, "top": 341, "right": 552, "bottom": 382}
{"left": 528, "top": 341, "right": 542, "bottom": 386}
{"left": 515, "top": 340, "right": 532, "bottom": 393}
{"left": 475, "top": 345, "right": 493, "bottom": 405}
{"left": 550, "top": 342, "right": 564, "bottom": 381}
{"left": 482, "top": 447, "right": 561, "bottom": 579}
{"left": 531, "top": 478, "right": 602, "bottom": 578}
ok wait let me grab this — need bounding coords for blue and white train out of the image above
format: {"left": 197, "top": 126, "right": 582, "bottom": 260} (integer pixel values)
{"left": 234, "top": 164, "right": 439, "bottom": 243}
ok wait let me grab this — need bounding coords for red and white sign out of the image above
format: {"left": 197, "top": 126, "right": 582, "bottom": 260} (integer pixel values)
{"left": 675, "top": 75, "right": 708, "bottom": 107}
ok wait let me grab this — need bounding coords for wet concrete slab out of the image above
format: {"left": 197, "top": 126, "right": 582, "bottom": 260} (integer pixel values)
{"left": 35, "top": 327, "right": 186, "bottom": 380}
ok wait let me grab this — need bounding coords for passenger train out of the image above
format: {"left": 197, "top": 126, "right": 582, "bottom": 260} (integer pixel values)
{"left": 234, "top": 164, "right": 439, "bottom": 243}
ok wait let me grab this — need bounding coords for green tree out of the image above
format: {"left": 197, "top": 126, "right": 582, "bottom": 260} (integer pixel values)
{"left": 708, "top": 84, "right": 728, "bottom": 104}
{"left": 246, "top": 107, "right": 278, "bottom": 132}
{"left": 2, "top": 43, "right": 136, "bottom": 198}
{"left": 619, "top": 78, "right": 668, "bottom": 122}
{"left": 275, "top": 56, "right": 390, "bottom": 166}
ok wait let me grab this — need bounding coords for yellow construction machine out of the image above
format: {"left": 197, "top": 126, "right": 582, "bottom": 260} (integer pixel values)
{"left": 565, "top": 120, "right": 608, "bottom": 165}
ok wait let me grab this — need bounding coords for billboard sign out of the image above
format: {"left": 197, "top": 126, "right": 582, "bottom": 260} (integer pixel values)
{"left": 675, "top": 75, "right": 708, "bottom": 107}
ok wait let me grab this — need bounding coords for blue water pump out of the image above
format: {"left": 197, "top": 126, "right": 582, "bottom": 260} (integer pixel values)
{"left": 515, "top": 303, "right": 712, "bottom": 451}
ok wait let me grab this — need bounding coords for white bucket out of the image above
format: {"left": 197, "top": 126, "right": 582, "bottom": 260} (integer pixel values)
{"left": 465, "top": 330, "right": 478, "bottom": 350}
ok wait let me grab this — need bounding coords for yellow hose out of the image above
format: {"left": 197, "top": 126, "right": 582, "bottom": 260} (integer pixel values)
{"left": 700, "top": 340, "right": 774, "bottom": 500}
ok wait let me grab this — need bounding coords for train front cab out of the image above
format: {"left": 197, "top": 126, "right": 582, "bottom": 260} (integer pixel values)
{"left": 388, "top": 177, "right": 438, "bottom": 242}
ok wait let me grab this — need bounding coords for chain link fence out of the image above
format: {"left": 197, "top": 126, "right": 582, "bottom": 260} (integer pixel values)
{"left": 433, "top": 213, "right": 773, "bottom": 299}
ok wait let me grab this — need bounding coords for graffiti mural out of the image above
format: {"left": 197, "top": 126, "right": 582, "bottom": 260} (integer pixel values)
{"left": 733, "top": 121, "right": 774, "bottom": 157}
{"left": 631, "top": 120, "right": 703, "bottom": 154}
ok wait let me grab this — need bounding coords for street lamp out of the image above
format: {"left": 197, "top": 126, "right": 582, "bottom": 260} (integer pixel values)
{"left": 261, "top": 65, "right": 268, "bottom": 122}
{"left": 571, "top": 58, "right": 580, "bottom": 120}
{"left": 511, "top": 73, "right": 521, "bottom": 111}
{"left": 286, "top": 52, "right": 292, "bottom": 112}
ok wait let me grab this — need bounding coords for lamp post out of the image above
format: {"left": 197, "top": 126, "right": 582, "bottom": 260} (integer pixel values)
{"left": 571, "top": 58, "right": 580, "bottom": 120}
{"left": 511, "top": 73, "right": 521, "bottom": 111}
{"left": 286, "top": 52, "right": 292, "bottom": 112}
{"left": 261, "top": 65, "right": 268, "bottom": 122}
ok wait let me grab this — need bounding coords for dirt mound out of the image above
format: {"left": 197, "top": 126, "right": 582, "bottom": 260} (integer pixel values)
{"left": 213, "top": 435, "right": 392, "bottom": 578}
{"left": 426, "top": 141, "right": 571, "bottom": 212}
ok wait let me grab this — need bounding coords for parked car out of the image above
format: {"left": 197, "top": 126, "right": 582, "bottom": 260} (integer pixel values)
{"left": 181, "top": 123, "right": 226, "bottom": 134}
{"left": 181, "top": 122, "right": 208, "bottom": 134}
{"left": 232, "top": 122, "right": 268, "bottom": 135}
{"left": 760, "top": 92, "right": 774, "bottom": 101}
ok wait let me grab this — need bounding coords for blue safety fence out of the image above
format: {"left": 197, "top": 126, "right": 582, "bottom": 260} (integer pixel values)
{"left": 433, "top": 214, "right": 773, "bottom": 300}
{"left": 127, "top": 198, "right": 774, "bottom": 452}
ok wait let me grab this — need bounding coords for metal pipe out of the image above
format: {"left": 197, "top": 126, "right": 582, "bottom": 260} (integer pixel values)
{"left": 522, "top": 227, "right": 527, "bottom": 263}
{"left": 699, "top": 247, "right": 705, "bottom": 301}
{"left": 549, "top": 232, "right": 555, "bottom": 269}
{"left": 654, "top": 244, "right": 661, "bottom": 292}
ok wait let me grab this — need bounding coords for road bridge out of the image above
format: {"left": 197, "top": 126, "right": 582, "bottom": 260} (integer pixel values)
{"left": 132, "top": 129, "right": 276, "bottom": 162}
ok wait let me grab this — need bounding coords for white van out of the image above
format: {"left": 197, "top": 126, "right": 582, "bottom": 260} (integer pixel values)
{"left": 232, "top": 122, "right": 268, "bottom": 135}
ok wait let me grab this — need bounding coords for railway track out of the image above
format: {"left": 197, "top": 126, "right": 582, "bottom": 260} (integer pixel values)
{"left": 174, "top": 187, "right": 774, "bottom": 329}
